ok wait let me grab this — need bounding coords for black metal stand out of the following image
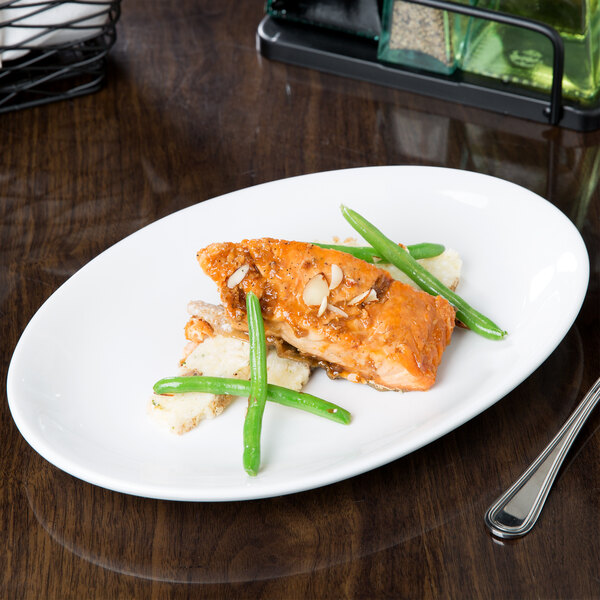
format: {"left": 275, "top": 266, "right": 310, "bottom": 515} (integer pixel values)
{"left": 257, "top": 3, "right": 600, "bottom": 132}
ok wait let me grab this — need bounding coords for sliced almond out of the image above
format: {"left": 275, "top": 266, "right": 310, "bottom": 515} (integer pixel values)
{"left": 348, "top": 289, "right": 370, "bottom": 305}
{"left": 317, "top": 296, "right": 328, "bottom": 317}
{"left": 364, "top": 289, "right": 378, "bottom": 303}
{"left": 227, "top": 264, "right": 250, "bottom": 288}
{"left": 329, "top": 264, "right": 343, "bottom": 290}
{"left": 302, "top": 273, "right": 329, "bottom": 306}
{"left": 327, "top": 304, "right": 348, "bottom": 318}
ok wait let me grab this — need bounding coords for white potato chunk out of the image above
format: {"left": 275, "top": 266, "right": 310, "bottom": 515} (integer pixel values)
{"left": 381, "top": 249, "right": 462, "bottom": 291}
{"left": 149, "top": 334, "right": 310, "bottom": 435}
{"left": 148, "top": 392, "right": 231, "bottom": 435}
{"left": 182, "top": 335, "right": 251, "bottom": 379}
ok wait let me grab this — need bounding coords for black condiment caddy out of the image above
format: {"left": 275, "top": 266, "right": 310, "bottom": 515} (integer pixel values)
{"left": 257, "top": 0, "right": 600, "bottom": 131}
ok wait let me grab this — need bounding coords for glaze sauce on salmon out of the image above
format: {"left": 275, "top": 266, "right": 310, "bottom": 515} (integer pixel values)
{"left": 196, "top": 239, "right": 456, "bottom": 392}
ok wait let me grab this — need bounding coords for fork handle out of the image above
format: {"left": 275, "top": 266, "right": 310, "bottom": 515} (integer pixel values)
{"left": 484, "top": 377, "right": 600, "bottom": 539}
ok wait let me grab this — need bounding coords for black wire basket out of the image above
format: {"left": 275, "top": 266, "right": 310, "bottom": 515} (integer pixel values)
{"left": 0, "top": 0, "right": 121, "bottom": 113}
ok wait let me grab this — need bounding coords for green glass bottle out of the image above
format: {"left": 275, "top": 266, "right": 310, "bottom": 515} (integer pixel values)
{"left": 378, "top": 0, "right": 491, "bottom": 75}
{"left": 460, "top": 1, "right": 600, "bottom": 104}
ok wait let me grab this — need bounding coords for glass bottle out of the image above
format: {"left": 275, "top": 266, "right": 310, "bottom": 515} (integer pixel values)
{"left": 378, "top": 0, "right": 491, "bottom": 75}
{"left": 460, "top": 1, "right": 600, "bottom": 104}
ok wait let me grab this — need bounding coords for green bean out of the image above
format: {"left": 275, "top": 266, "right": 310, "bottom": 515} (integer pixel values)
{"left": 407, "top": 242, "right": 446, "bottom": 260}
{"left": 243, "top": 292, "right": 269, "bottom": 476}
{"left": 340, "top": 205, "right": 507, "bottom": 340}
{"left": 153, "top": 376, "right": 352, "bottom": 425}
{"left": 313, "top": 241, "right": 445, "bottom": 262}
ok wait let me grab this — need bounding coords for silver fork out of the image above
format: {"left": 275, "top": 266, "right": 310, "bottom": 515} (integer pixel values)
{"left": 485, "top": 377, "right": 600, "bottom": 539}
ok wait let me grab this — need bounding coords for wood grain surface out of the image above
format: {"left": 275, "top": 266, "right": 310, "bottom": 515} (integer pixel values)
{"left": 1, "top": 1, "right": 599, "bottom": 598}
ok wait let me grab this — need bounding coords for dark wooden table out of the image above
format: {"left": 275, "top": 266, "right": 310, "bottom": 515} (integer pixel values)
{"left": 2, "top": 2, "right": 599, "bottom": 598}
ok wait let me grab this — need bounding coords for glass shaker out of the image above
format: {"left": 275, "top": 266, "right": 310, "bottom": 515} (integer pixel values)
{"left": 377, "top": 0, "right": 487, "bottom": 75}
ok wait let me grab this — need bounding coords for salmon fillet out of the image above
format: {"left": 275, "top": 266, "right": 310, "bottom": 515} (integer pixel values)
{"left": 196, "top": 239, "right": 455, "bottom": 391}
